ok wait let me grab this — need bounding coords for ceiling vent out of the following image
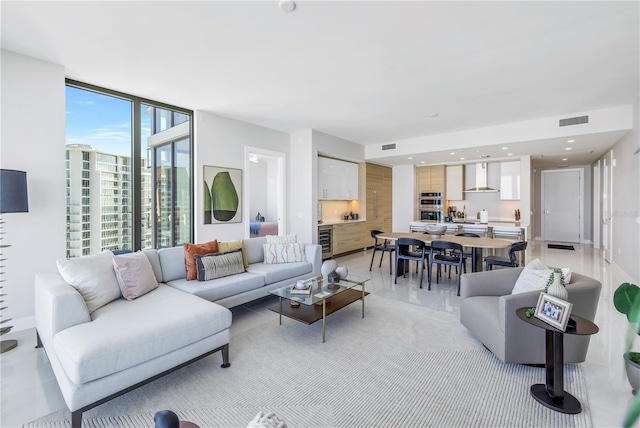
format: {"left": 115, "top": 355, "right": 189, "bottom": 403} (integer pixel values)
{"left": 559, "top": 115, "right": 589, "bottom": 127}
{"left": 381, "top": 143, "right": 396, "bottom": 151}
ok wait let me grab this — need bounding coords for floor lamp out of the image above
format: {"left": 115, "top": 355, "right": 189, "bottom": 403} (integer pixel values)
{"left": 0, "top": 169, "right": 29, "bottom": 354}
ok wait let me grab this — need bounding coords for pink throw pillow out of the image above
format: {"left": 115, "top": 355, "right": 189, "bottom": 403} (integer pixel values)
{"left": 113, "top": 252, "right": 159, "bottom": 301}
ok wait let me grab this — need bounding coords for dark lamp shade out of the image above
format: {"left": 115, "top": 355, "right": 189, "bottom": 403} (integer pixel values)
{"left": 0, "top": 169, "right": 29, "bottom": 213}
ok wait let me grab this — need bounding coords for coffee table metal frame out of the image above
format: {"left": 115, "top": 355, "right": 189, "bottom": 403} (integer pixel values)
{"left": 268, "top": 276, "right": 369, "bottom": 343}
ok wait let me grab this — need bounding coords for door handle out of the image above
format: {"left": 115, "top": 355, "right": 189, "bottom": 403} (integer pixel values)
{"left": 374, "top": 190, "right": 378, "bottom": 219}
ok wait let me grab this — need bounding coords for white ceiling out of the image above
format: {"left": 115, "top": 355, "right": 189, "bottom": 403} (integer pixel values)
{"left": 2, "top": 1, "right": 638, "bottom": 167}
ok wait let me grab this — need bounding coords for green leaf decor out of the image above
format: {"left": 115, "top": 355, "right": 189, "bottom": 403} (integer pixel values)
{"left": 211, "top": 171, "right": 239, "bottom": 221}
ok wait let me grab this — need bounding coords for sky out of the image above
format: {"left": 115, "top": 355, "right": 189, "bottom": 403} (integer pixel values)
{"left": 65, "top": 86, "right": 151, "bottom": 156}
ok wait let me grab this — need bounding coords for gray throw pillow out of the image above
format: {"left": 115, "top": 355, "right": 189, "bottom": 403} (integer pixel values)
{"left": 195, "top": 249, "right": 245, "bottom": 281}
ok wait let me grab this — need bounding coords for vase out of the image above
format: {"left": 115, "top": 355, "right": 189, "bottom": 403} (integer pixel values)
{"left": 335, "top": 266, "right": 348, "bottom": 279}
{"left": 321, "top": 260, "right": 338, "bottom": 279}
{"left": 547, "top": 272, "right": 569, "bottom": 300}
{"left": 327, "top": 271, "right": 340, "bottom": 283}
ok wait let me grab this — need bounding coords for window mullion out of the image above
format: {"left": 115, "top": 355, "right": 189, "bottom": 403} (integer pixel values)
{"left": 132, "top": 100, "right": 142, "bottom": 251}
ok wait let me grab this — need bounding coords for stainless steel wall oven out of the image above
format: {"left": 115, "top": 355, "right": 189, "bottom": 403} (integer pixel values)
{"left": 418, "top": 191, "right": 443, "bottom": 221}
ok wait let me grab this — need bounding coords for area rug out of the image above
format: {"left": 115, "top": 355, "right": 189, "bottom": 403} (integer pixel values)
{"left": 25, "top": 296, "right": 592, "bottom": 428}
{"left": 548, "top": 244, "right": 576, "bottom": 251}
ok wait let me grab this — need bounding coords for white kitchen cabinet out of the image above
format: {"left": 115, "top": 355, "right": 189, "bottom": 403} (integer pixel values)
{"left": 318, "top": 157, "right": 359, "bottom": 200}
{"left": 446, "top": 165, "right": 464, "bottom": 200}
{"left": 500, "top": 161, "right": 521, "bottom": 200}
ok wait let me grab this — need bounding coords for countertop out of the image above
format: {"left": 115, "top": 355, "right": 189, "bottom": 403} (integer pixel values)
{"left": 318, "top": 219, "right": 366, "bottom": 226}
{"left": 410, "top": 220, "right": 526, "bottom": 228}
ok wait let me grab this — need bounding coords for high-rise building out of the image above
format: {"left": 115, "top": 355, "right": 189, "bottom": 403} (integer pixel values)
{"left": 65, "top": 144, "right": 153, "bottom": 258}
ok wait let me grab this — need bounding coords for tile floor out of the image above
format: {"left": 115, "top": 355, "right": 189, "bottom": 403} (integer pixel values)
{"left": 0, "top": 240, "right": 634, "bottom": 427}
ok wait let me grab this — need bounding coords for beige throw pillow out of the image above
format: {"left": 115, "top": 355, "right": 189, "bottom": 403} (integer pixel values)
{"left": 218, "top": 238, "right": 249, "bottom": 268}
{"left": 512, "top": 258, "right": 572, "bottom": 295}
{"left": 57, "top": 251, "right": 122, "bottom": 314}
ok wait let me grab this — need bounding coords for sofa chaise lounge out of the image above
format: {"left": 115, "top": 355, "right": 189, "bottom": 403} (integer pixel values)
{"left": 35, "top": 236, "right": 321, "bottom": 428}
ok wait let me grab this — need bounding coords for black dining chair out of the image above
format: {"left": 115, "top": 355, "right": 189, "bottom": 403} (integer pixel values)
{"left": 428, "top": 240, "right": 464, "bottom": 295}
{"left": 485, "top": 241, "right": 528, "bottom": 270}
{"left": 455, "top": 232, "right": 479, "bottom": 274}
{"left": 394, "top": 237, "right": 429, "bottom": 288}
{"left": 369, "top": 230, "right": 395, "bottom": 274}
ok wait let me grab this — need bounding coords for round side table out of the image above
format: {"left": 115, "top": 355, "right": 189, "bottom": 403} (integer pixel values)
{"left": 516, "top": 307, "right": 599, "bottom": 414}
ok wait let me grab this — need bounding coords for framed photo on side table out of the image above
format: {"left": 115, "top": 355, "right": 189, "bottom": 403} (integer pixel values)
{"left": 534, "top": 293, "right": 573, "bottom": 331}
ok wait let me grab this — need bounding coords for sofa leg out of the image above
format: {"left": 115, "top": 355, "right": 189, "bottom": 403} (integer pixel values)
{"left": 35, "top": 331, "right": 43, "bottom": 349}
{"left": 71, "top": 410, "right": 82, "bottom": 428}
{"left": 220, "top": 343, "right": 231, "bottom": 368}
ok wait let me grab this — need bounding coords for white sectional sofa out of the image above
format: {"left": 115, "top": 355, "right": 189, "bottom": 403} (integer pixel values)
{"left": 35, "top": 236, "right": 321, "bottom": 428}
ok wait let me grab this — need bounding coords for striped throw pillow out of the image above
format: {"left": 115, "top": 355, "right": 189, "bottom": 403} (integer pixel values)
{"left": 194, "top": 249, "right": 245, "bottom": 281}
{"left": 263, "top": 243, "right": 306, "bottom": 264}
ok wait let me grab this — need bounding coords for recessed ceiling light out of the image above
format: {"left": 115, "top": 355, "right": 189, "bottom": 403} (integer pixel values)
{"left": 562, "top": 158, "right": 568, "bottom": 161}
{"left": 450, "top": 152, "right": 455, "bottom": 155}
{"left": 565, "top": 147, "right": 572, "bottom": 151}
{"left": 502, "top": 147, "right": 508, "bottom": 150}
{"left": 567, "top": 139, "right": 575, "bottom": 143}
{"left": 408, "top": 157, "right": 413, "bottom": 160}
{"left": 278, "top": 0, "right": 296, "bottom": 12}
{"left": 428, "top": 113, "right": 439, "bottom": 118}
{"left": 507, "top": 153, "right": 513, "bottom": 156}
{"left": 420, "top": 161, "right": 425, "bottom": 164}
{"left": 460, "top": 157, "right": 465, "bottom": 160}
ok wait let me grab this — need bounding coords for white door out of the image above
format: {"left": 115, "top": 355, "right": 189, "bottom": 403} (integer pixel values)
{"left": 542, "top": 169, "right": 582, "bottom": 243}
{"left": 602, "top": 156, "right": 612, "bottom": 262}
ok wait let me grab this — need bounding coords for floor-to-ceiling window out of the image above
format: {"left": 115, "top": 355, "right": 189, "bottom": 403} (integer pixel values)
{"left": 65, "top": 80, "right": 192, "bottom": 256}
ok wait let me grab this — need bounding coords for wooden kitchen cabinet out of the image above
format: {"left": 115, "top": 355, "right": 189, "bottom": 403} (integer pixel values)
{"left": 416, "top": 165, "right": 445, "bottom": 193}
{"left": 365, "top": 163, "right": 392, "bottom": 233}
{"left": 330, "top": 163, "right": 392, "bottom": 256}
{"left": 332, "top": 221, "right": 368, "bottom": 255}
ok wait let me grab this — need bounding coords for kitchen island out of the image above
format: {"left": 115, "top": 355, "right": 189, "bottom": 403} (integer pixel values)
{"left": 409, "top": 220, "right": 528, "bottom": 240}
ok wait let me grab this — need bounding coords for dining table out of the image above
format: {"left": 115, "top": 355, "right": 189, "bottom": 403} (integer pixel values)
{"left": 375, "top": 232, "right": 512, "bottom": 274}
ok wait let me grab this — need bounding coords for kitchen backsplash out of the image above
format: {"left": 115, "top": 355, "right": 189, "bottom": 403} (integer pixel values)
{"left": 318, "top": 200, "right": 361, "bottom": 222}
{"left": 449, "top": 192, "right": 520, "bottom": 221}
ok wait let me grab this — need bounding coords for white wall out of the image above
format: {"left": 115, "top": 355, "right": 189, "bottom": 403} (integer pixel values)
{"left": 1, "top": 50, "right": 66, "bottom": 331}
{"left": 266, "top": 159, "right": 279, "bottom": 222}
{"left": 248, "top": 160, "right": 268, "bottom": 220}
{"left": 392, "top": 165, "right": 415, "bottom": 232}
{"left": 194, "top": 111, "right": 290, "bottom": 242}
{"left": 603, "top": 97, "right": 640, "bottom": 282}
{"left": 289, "top": 130, "right": 315, "bottom": 243}
{"left": 313, "top": 130, "right": 364, "bottom": 162}
{"left": 247, "top": 158, "right": 279, "bottom": 222}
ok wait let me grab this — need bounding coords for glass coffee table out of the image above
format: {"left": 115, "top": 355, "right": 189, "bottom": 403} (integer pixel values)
{"left": 268, "top": 276, "right": 369, "bottom": 343}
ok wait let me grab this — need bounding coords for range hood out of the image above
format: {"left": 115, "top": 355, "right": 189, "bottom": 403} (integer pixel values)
{"left": 464, "top": 163, "right": 499, "bottom": 193}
